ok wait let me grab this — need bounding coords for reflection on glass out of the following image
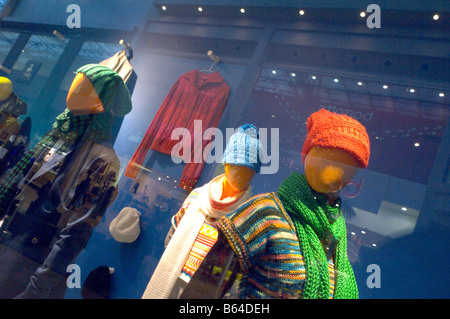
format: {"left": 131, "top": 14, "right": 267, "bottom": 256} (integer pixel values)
{"left": 12, "top": 34, "right": 69, "bottom": 77}
{"left": 0, "top": 31, "right": 20, "bottom": 65}
{"left": 243, "top": 66, "right": 448, "bottom": 263}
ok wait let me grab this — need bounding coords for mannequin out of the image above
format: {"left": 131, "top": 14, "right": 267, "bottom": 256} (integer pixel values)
{"left": 221, "top": 163, "right": 255, "bottom": 199}
{"left": 0, "top": 77, "right": 29, "bottom": 178}
{"left": 215, "top": 109, "right": 370, "bottom": 299}
{"left": 0, "top": 64, "right": 132, "bottom": 299}
{"left": 142, "top": 124, "right": 263, "bottom": 299}
{"left": 304, "top": 146, "right": 361, "bottom": 203}
{"left": 66, "top": 72, "right": 105, "bottom": 116}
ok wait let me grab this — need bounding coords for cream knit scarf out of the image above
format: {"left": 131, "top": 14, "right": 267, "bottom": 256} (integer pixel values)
{"left": 142, "top": 174, "right": 251, "bottom": 299}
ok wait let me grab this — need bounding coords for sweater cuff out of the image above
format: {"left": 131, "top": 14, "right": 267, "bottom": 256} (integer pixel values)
{"left": 216, "top": 217, "right": 252, "bottom": 272}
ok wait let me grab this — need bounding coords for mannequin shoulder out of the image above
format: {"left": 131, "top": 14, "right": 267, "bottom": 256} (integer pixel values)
{"left": 226, "top": 192, "right": 287, "bottom": 222}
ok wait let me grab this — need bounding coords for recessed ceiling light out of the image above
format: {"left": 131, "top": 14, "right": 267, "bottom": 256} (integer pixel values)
{"left": 311, "top": 75, "right": 317, "bottom": 80}
{"left": 383, "top": 84, "right": 389, "bottom": 89}
{"left": 357, "top": 81, "right": 363, "bottom": 86}
{"left": 161, "top": 5, "right": 167, "bottom": 11}
{"left": 409, "top": 88, "right": 415, "bottom": 93}
{"left": 372, "top": 243, "right": 377, "bottom": 247}
{"left": 433, "top": 14, "right": 439, "bottom": 20}
{"left": 334, "top": 78, "right": 339, "bottom": 83}
{"left": 439, "top": 92, "right": 445, "bottom": 97}
{"left": 291, "top": 73, "right": 296, "bottom": 77}
{"left": 401, "top": 207, "right": 408, "bottom": 211}
{"left": 360, "top": 11, "right": 366, "bottom": 18}
{"left": 299, "top": 10, "right": 305, "bottom": 16}
{"left": 361, "top": 230, "right": 366, "bottom": 234}
{"left": 272, "top": 70, "right": 277, "bottom": 74}
{"left": 240, "top": 8, "right": 245, "bottom": 14}
{"left": 198, "top": 7, "right": 203, "bottom": 12}
{"left": 414, "top": 142, "right": 420, "bottom": 147}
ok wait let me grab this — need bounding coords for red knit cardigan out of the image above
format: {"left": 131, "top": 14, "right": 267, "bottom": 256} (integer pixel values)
{"left": 125, "top": 70, "right": 230, "bottom": 191}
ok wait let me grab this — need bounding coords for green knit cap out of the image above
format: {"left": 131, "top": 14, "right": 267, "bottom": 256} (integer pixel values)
{"left": 76, "top": 64, "right": 132, "bottom": 117}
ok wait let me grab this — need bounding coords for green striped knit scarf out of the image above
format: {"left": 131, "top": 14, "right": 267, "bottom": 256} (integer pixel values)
{"left": 277, "top": 172, "right": 358, "bottom": 299}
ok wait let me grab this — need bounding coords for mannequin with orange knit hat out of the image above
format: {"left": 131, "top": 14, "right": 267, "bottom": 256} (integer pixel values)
{"left": 215, "top": 108, "right": 370, "bottom": 299}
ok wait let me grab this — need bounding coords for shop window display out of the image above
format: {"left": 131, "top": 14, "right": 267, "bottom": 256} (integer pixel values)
{"left": 0, "top": 32, "right": 19, "bottom": 66}
{"left": 0, "top": 2, "right": 447, "bottom": 300}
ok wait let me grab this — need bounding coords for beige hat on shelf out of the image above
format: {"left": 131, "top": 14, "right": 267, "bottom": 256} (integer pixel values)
{"left": 109, "top": 207, "right": 141, "bottom": 243}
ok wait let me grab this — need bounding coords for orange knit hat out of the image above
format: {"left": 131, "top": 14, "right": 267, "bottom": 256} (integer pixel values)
{"left": 301, "top": 109, "right": 370, "bottom": 168}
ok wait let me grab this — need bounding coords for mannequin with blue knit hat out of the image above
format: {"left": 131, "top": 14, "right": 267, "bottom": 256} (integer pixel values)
{"left": 142, "top": 124, "right": 263, "bottom": 299}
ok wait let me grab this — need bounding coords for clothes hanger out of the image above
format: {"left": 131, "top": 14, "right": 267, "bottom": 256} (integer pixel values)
{"left": 119, "top": 39, "right": 133, "bottom": 61}
{"left": 199, "top": 50, "right": 220, "bottom": 73}
{"left": 199, "top": 62, "right": 218, "bottom": 73}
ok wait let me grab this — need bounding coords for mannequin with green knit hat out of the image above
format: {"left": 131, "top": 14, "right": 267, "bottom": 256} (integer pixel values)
{"left": 0, "top": 64, "right": 132, "bottom": 299}
{"left": 216, "top": 109, "right": 370, "bottom": 299}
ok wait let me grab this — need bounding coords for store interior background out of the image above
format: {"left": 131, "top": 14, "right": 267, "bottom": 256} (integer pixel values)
{"left": 0, "top": 0, "right": 448, "bottom": 298}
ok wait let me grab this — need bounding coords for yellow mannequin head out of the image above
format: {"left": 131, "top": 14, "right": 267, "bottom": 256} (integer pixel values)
{"left": 0, "top": 77, "right": 13, "bottom": 101}
{"left": 224, "top": 163, "right": 255, "bottom": 192}
{"left": 66, "top": 72, "right": 104, "bottom": 115}
{"left": 304, "top": 146, "right": 360, "bottom": 194}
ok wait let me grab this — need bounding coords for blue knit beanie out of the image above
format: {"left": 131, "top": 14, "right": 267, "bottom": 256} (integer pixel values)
{"left": 223, "top": 123, "right": 263, "bottom": 173}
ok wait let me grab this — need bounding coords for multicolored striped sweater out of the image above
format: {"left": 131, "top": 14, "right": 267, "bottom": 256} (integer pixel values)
{"left": 216, "top": 192, "right": 336, "bottom": 299}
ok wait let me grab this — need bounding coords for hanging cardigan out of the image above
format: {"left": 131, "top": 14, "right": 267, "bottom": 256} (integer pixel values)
{"left": 125, "top": 70, "right": 230, "bottom": 191}
{"left": 142, "top": 173, "right": 251, "bottom": 299}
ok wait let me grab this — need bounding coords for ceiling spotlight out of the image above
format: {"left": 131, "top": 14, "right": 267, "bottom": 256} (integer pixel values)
{"left": 361, "top": 230, "right": 366, "bottom": 234}
{"left": 433, "top": 14, "right": 439, "bottom": 20}
{"left": 272, "top": 70, "right": 277, "bottom": 75}
{"left": 409, "top": 88, "right": 415, "bottom": 93}
{"left": 311, "top": 75, "right": 317, "bottom": 80}
{"left": 383, "top": 84, "right": 389, "bottom": 89}
{"left": 299, "top": 10, "right": 305, "bottom": 16}
{"left": 291, "top": 73, "right": 296, "bottom": 77}
{"left": 401, "top": 207, "right": 408, "bottom": 211}
{"left": 198, "top": 7, "right": 203, "bottom": 12}
{"left": 334, "top": 78, "right": 339, "bottom": 83}
{"left": 439, "top": 92, "right": 445, "bottom": 97}
{"left": 414, "top": 142, "right": 420, "bottom": 147}
{"left": 161, "top": 5, "right": 167, "bottom": 11}
{"left": 240, "top": 8, "right": 245, "bottom": 14}
{"left": 360, "top": 11, "right": 366, "bottom": 18}
{"left": 357, "top": 81, "right": 363, "bottom": 86}
{"left": 372, "top": 243, "right": 377, "bottom": 247}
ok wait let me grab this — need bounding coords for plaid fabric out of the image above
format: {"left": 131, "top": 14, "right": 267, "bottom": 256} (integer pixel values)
{"left": 0, "top": 109, "right": 113, "bottom": 216}
{"left": 0, "top": 132, "right": 69, "bottom": 215}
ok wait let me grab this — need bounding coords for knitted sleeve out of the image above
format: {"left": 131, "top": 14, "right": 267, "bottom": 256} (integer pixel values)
{"left": 216, "top": 193, "right": 289, "bottom": 272}
{"left": 178, "top": 85, "right": 230, "bottom": 191}
{"left": 124, "top": 79, "right": 181, "bottom": 179}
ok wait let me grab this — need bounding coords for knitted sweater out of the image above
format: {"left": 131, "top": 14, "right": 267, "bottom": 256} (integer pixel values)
{"left": 216, "top": 192, "right": 336, "bottom": 299}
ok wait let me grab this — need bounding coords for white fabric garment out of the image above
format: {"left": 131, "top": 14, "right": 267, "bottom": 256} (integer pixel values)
{"left": 141, "top": 174, "right": 251, "bottom": 299}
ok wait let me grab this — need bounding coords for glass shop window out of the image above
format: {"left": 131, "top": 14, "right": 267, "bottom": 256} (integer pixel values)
{"left": 0, "top": 31, "right": 19, "bottom": 65}
{"left": 235, "top": 67, "right": 449, "bottom": 298}
{"left": 12, "top": 34, "right": 69, "bottom": 79}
